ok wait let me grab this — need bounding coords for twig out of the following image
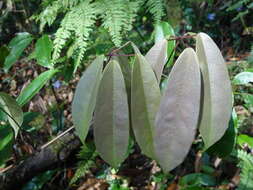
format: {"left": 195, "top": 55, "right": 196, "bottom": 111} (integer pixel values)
{"left": 166, "top": 34, "right": 196, "bottom": 41}
{"left": 40, "top": 126, "right": 75, "bottom": 150}
{"left": 108, "top": 41, "right": 131, "bottom": 56}
{"left": 0, "top": 165, "right": 13, "bottom": 174}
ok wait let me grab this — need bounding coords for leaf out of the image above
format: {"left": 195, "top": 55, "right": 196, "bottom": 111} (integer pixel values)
{"left": 154, "top": 21, "right": 175, "bottom": 68}
{"left": 0, "top": 46, "right": 9, "bottom": 67}
{"left": 34, "top": 35, "right": 54, "bottom": 68}
{"left": 196, "top": 32, "right": 232, "bottom": 149}
{"left": 179, "top": 173, "right": 216, "bottom": 187}
{"left": 72, "top": 56, "right": 104, "bottom": 143}
{"left": 4, "top": 32, "right": 33, "bottom": 71}
{"left": 0, "top": 125, "right": 14, "bottom": 166}
{"left": 94, "top": 60, "right": 129, "bottom": 168}
{"left": 112, "top": 52, "right": 132, "bottom": 97}
{"left": 237, "top": 134, "right": 253, "bottom": 148}
{"left": 131, "top": 43, "right": 161, "bottom": 159}
{"left": 17, "top": 69, "right": 59, "bottom": 106}
{"left": 0, "top": 92, "right": 23, "bottom": 138}
{"left": 154, "top": 48, "right": 201, "bottom": 172}
{"left": 233, "top": 72, "right": 253, "bottom": 85}
{"left": 145, "top": 39, "right": 168, "bottom": 83}
{"left": 206, "top": 115, "right": 236, "bottom": 158}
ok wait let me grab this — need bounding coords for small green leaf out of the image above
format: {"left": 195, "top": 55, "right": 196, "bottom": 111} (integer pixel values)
{"left": 0, "top": 92, "right": 23, "bottom": 138}
{"left": 206, "top": 115, "right": 236, "bottom": 158}
{"left": 34, "top": 35, "right": 54, "bottom": 68}
{"left": 0, "top": 125, "right": 14, "bottom": 166}
{"left": 72, "top": 56, "right": 104, "bottom": 143}
{"left": 17, "top": 69, "right": 58, "bottom": 106}
{"left": 94, "top": 60, "right": 129, "bottom": 168}
{"left": 196, "top": 33, "right": 233, "bottom": 149}
{"left": 145, "top": 39, "right": 168, "bottom": 83}
{"left": 0, "top": 46, "right": 9, "bottom": 67}
{"left": 131, "top": 43, "right": 161, "bottom": 159}
{"left": 237, "top": 134, "right": 253, "bottom": 148}
{"left": 233, "top": 72, "right": 253, "bottom": 85}
{"left": 179, "top": 173, "right": 216, "bottom": 187}
{"left": 154, "top": 48, "right": 201, "bottom": 172}
{"left": 154, "top": 21, "right": 175, "bottom": 68}
{"left": 241, "top": 93, "right": 253, "bottom": 110}
{"left": 4, "top": 32, "right": 33, "bottom": 71}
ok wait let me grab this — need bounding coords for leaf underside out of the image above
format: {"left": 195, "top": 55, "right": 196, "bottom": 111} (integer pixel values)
{"left": 94, "top": 60, "right": 129, "bottom": 168}
{"left": 72, "top": 56, "right": 104, "bottom": 143}
{"left": 154, "top": 48, "right": 201, "bottom": 172}
{"left": 131, "top": 44, "right": 161, "bottom": 159}
{"left": 196, "top": 32, "right": 232, "bottom": 150}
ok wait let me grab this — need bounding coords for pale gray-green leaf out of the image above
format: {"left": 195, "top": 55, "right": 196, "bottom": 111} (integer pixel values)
{"left": 94, "top": 60, "right": 129, "bottom": 168}
{"left": 233, "top": 72, "right": 253, "bottom": 85}
{"left": 196, "top": 32, "right": 232, "bottom": 149}
{"left": 0, "top": 92, "right": 23, "bottom": 138}
{"left": 145, "top": 39, "right": 168, "bottom": 83}
{"left": 154, "top": 48, "right": 201, "bottom": 172}
{"left": 72, "top": 56, "right": 104, "bottom": 143}
{"left": 131, "top": 44, "right": 161, "bottom": 159}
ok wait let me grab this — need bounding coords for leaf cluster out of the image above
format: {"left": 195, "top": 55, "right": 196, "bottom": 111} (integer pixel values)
{"left": 72, "top": 32, "right": 233, "bottom": 172}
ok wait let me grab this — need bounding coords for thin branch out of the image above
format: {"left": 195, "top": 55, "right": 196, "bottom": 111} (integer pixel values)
{"left": 40, "top": 126, "right": 75, "bottom": 150}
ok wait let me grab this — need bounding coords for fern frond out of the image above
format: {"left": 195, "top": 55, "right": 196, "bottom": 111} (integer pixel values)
{"left": 97, "top": 0, "right": 135, "bottom": 47}
{"left": 70, "top": 144, "right": 98, "bottom": 184}
{"left": 122, "top": 0, "right": 140, "bottom": 31}
{"left": 52, "top": 0, "right": 97, "bottom": 69}
{"left": 146, "top": 0, "right": 165, "bottom": 22}
{"left": 237, "top": 150, "right": 253, "bottom": 190}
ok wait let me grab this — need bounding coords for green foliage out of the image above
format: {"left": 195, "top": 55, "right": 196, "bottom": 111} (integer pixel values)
{"left": 146, "top": 0, "right": 165, "bottom": 22}
{"left": 179, "top": 173, "right": 217, "bottom": 188}
{"left": 70, "top": 143, "right": 97, "bottom": 184}
{"left": 32, "top": 35, "right": 54, "bottom": 68}
{"left": 154, "top": 21, "right": 175, "bottom": 68}
{"left": 0, "top": 92, "right": 23, "bottom": 137}
{"left": 207, "top": 111, "right": 237, "bottom": 158}
{"left": 237, "top": 150, "right": 253, "bottom": 190}
{"left": 237, "top": 134, "right": 253, "bottom": 148}
{"left": 0, "top": 124, "right": 14, "bottom": 167}
{"left": 17, "top": 69, "right": 59, "bottom": 106}
{"left": 225, "top": 0, "right": 253, "bottom": 22}
{"left": 233, "top": 71, "right": 253, "bottom": 85}
{"left": 34, "top": 0, "right": 165, "bottom": 70}
{"left": 4, "top": 32, "right": 33, "bottom": 71}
